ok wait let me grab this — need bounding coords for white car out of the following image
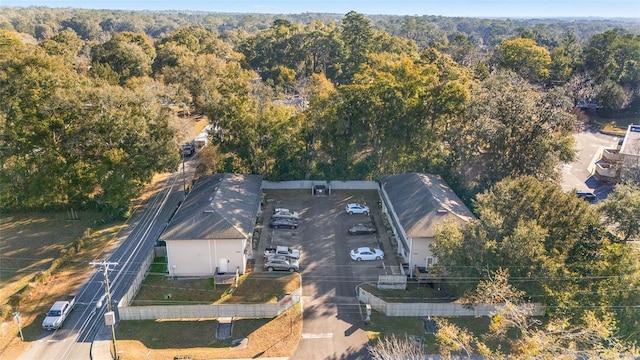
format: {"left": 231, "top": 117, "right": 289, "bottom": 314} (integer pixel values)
{"left": 272, "top": 208, "right": 300, "bottom": 220}
{"left": 350, "top": 247, "right": 384, "bottom": 261}
{"left": 345, "top": 203, "right": 370, "bottom": 215}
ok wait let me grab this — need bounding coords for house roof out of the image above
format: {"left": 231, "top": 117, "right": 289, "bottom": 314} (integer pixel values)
{"left": 619, "top": 124, "right": 640, "bottom": 157}
{"left": 380, "top": 173, "right": 474, "bottom": 238}
{"left": 160, "top": 173, "right": 262, "bottom": 241}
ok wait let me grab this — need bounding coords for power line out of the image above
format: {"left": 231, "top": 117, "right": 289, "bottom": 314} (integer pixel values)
{"left": 90, "top": 261, "right": 120, "bottom": 360}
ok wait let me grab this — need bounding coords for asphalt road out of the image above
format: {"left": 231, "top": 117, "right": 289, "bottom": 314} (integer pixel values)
{"left": 17, "top": 157, "right": 197, "bottom": 360}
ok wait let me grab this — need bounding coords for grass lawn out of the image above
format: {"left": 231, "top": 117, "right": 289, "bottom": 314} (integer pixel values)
{"left": 360, "top": 281, "right": 463, "bottom": 303}
{"left": 587, "top": 111, "right": 638, "bottom": 135}
{"left": 133, "top": 261, "right": 300, "bottom": 305}
{"left": 116, "top": 303, "right": 303, "bottom": 360}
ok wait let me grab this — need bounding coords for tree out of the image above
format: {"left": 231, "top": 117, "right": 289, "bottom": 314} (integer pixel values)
{"left": 494, "top": 37, "right": 551, "bottom": 83}
{"left": 601, "top": 182, "right": 640, "bottom": 242}
{"left": 368, "top": 334, "right": 426, "bottom": 360}
{"left": 0, "top": 38, "right": 177, "bottom": 216}
{"left": 435, "top": 319, "right": 477, "bottom": 359}
{"left": 340, "top": 11, "right": 374, "bottom": 83}
{"left": 433, "top": 176, "right": 640, "bottom": 344}
{"left": 238, "top": 19, "right": 308, "bottom": 88}
{"left": 548, "top": 32, "right": 582, "bottom": 85}
{"left": 583, "top": 30, "right": 640, "bottom": 109}
{"left": 38, "top": 29, "right": 84, "bottom": 62}
{"left": 201, "top": 61, "right": 262, "bottom": 174}
{"left": 597, "top": 79, "right": 628, "bottom": 113}
{"left": 435, "top": 269, "right": 638, "bottom": 359}
{"left": 453, "top": 72, "right": 575, "bottom": 193}
{"left": 154, "top": 26, "right": 235, "bottom": 74}
{"left": 92, "top": 31, "right": 155, "bottom": 84}
{"left": 584, "top": 30, "right": 640, "bottom": 86}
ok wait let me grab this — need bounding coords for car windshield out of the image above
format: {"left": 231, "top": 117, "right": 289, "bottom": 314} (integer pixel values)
{"left": 47, "top": 310, "right": 61, "bottom": 316}
{"left": 354, "top": 248, "right": 372, "bottom": 254}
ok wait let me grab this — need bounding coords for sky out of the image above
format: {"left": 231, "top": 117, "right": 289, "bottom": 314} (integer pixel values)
{"left": 0, "top": 0, "right": 639, "bottom": 19}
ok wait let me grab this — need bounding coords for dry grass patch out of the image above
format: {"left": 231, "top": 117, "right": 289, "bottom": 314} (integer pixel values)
{"left": 0, "top": 211, "right": 126, "bottom": 357}
{"left": 220, "top": 274, "right": 300, "bottom": 304}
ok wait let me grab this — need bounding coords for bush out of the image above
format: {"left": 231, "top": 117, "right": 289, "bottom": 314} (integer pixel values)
{"left": 8, "top": 294, "right": 22, "bottom": 308}
{"left": 0, "top": 304, "right": 12, "bottom": 320}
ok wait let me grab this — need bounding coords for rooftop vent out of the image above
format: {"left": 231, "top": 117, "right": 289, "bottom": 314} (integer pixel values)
{"left": 437, "top": 209, "right": 448, "bottom": 214}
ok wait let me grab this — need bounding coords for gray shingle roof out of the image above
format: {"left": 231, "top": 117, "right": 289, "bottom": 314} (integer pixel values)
{"left": 160, "top": 173, "right": 262, "bottom": 241}
{"left": 380, "top": 173, "right": 474, "bottom": 238}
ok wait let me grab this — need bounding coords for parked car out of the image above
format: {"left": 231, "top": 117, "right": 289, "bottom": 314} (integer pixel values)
{"left": 181, "top": 142, "right": 195, "bottom": 157}
{"left": 264, "top": 245, "right": 301, "bottom": 259}
{"left": 272, "top": 208, "right": 300, "bottom": 220}
{"left": 350, "top": 247, "right": 384, "bottom": 261}
{"left": 576, "top": 190, "right": 596, "bottom": 202}
{"left": 348, "top": 223, "right": 376, "bottom": 235}
{"left": 264, "top": 257, "right": 299, "bottom": 272}
{"left": 345, "top": 203, "right": 370, "bottom": 215}
{"left": 270, "top": 217, "right": 299, "bottom": 229}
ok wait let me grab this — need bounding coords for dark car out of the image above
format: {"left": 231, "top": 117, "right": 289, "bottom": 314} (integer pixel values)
{"left": 181, "top": 143, "right": 195, "bottom": 157}
{"left": 576, "top": 190, "right": 596, "bottom": 202}
{"left": 348, "top": 223, "right": 376, "bottom": 235}
{"left": 270, "top": 217, "right": 299, "bottom": 229}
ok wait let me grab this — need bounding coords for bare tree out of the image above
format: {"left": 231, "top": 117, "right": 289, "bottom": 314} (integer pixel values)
{"left": 368, "top": 334, "right": 426, "bottom": 360}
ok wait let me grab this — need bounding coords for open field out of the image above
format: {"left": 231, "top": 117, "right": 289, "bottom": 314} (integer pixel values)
{"left": 0, "top": 211, "right": 126, "bottom": 358}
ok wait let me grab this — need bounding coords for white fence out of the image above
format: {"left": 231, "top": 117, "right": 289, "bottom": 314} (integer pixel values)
{"left": 119, "top": 288, "right": 302, "bottom": 321}
{"left": 377, "top": 275, "right": 407, "bottom": 290}
{"left": 358, "top": 288, "right": 545, "bottom": 317}
{"left": 116, "top": 242, "right": 302, "bottom": 321}
{"left": 262, "top": 180, "right": 378, "bottom": 190}
{"left": 118, "top": 250, "right": 155, "bottom": 308}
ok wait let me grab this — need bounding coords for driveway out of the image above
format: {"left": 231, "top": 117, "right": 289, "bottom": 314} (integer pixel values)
{"left": 260, "top": 190, "right": 399, "bottom": 360}
{"left": 561, "top": 129, "right": 620, "bottom": 201}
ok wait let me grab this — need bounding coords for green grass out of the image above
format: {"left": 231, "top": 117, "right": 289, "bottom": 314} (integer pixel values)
{"left": 117, "top": 318, "right": 271, "bottom": 349}
{"left": 132, "top": 271, "right": 300, "bottom": 305}
{"left": 360, "top": 281, "right": 462, "bottom": 303}
{"left": 116, "top": 303, "right": 303, "bottom": 360}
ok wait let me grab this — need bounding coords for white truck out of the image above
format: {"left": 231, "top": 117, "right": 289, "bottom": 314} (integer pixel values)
{"left": 42, "top": 295, "right": 76, "bottom": 330}
{"left": 264, "top": 245, "right": 301, "bottom": 260}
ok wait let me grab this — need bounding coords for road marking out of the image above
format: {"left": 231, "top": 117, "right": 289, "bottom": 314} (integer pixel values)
{"left": 302, "top": 333, "right": 333, "bottom": 339}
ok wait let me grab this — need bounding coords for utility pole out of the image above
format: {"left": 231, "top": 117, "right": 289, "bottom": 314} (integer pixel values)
{"left": 90, "top": 261, "right": 120, "bottom": 360}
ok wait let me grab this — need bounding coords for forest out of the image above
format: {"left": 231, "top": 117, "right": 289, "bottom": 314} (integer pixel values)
{"left": 1, "top": 7, "right": 639, "bottom": 215}
{"left": 1, "top": 7, "right": 640, "bottom": 354}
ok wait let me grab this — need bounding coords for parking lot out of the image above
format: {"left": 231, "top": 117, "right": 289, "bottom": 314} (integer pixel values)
{"left": 256, "top": 189, "right": 402, "bottom": 359}
{"left": 257, "top": 189, "right": 401, "bottom": 281}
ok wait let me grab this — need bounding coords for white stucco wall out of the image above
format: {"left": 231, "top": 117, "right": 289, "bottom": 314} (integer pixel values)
{"left": 409, "top": 237, "right": 434, "bottom": 269}
{"left": 167, "top": 239, "right": 246, "bottom": 277}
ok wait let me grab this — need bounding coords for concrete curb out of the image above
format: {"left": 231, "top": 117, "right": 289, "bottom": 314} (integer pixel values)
{"left": 90, "top": 340, "right": 113, "bottom": 360}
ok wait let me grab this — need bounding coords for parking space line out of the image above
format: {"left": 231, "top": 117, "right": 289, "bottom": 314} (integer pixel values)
{"left": 301, "top": 333, "right": 334, "bottom": 339}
